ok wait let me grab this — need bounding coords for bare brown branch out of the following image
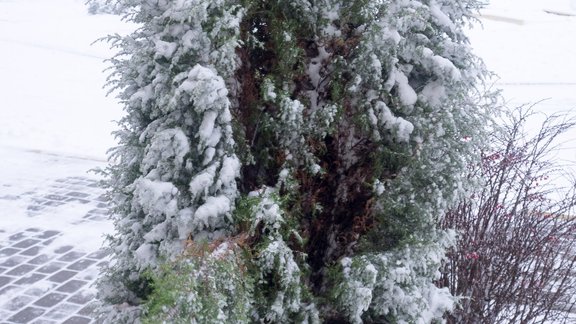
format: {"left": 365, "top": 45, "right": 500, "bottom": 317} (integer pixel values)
{"left": 439, "top": 106, "right": 576, "bottom": 323}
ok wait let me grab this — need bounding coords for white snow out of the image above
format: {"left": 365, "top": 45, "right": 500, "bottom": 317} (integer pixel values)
{"left": 43, "top": 205, "right": 113, "bottom": 253}
{"left": 189, "top": 164, "right": 218, "bottom": 198}
{"left": 421, "top": 48, "right": 461, "bottom": 81}
{"left": 263, "top": 78, "right": 278, "bottom": 100}
{"left": 0, "top": 280, "right": 56, "bottom": 311}
{"left": 373, "top": 180, "right": 386, "bottom": 196}
{"left": 179, "top": 64, "right": 233, "bottom": 155}
{"left": 429, "top": 1, "right": 457, "bottom": 33}
{"left": 0, "top": 0, "right": 574, "bottom": 321}
{"left": 193, "top": 195, "right": 232, "bottom": 229}
{"left": 135, "top": 243, "right": 157, "bottom": 266}
{"left": 469, "top": 0, "right": 576, "bottom": 199}
{"left": 141, "top": 128, "right": 191, "bottom": 180}
{"left": 393, "top": 69, "right": 418, "bottom": 106}
{"left": 130, "top": 85, "right": 154, "bottom": 107}
{"left": 0, "top": 0, "right": 135, "bottom": 161}
{"left": 374, "top": 101, "right": 414, "bottom": 143}
{"left": 339, "top": 257, "right": 378, "bottom": 324}
{"left": 322, "top": 4, "right": 340, "bottom": 21}
{"left": 217, "top": 155, "right": 241, "bottom": 188}
{"left": 251, "top": 190, "right": 284, "bottom": 233}
{"left": 419, "top": 80, "right": 446, "bottom": 108}
{"left": 470, "top": 0, "right": 576, "bottom": 96}
{"left": 0, "top": 0, "right": 134, "bottom": 271}
{"left": 154, "top": 39, "right": 178, "bottom": 59}
{"left": 182, "top": 64, "right": 229, "bottom": 113}
{"left": 133, "top": 178, "right": 179, "bottom": 218}
{"left": 199, "top": 111, "right": 219, "bottom": 145}
{"left": 0, "top": 147, "right": 114, "bottom": 253}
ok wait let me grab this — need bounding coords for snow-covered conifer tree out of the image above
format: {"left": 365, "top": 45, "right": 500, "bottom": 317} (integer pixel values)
{"left": 96, "top": 0, "right": 494, "bottom": 322}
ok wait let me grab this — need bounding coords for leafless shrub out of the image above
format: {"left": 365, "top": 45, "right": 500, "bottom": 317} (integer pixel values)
{"left": 439, "top": 106, "right": 576, "bottom": 323}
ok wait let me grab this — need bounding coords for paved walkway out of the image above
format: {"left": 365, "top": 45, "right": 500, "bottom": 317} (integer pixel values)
{"left": 0, "top": 174, "right": 110, "bottom": 323}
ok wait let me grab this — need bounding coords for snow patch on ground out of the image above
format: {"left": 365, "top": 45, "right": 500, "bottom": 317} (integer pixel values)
{"left": 469, "top": 0, "right": 576, "bottom": 202}
{"left": 0, "top": 0, "right": 135, "bottom": 161}
{"left": 0, "top": 146, "right": 112, "bottom": 253}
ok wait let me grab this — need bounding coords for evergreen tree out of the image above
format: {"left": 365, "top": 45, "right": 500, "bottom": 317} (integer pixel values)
{"left": 96, "top": 0, "right": 494, "bottom": 322}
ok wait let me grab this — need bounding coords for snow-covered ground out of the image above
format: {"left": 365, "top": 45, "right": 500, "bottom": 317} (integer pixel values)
{"left": 468, "top": 0, "right": 576, "bottom": 201}
{"left": 0, "top": 0, "right": 120, "bottom": 250}
{"left": 470, "top": 0, "right": 576, "bottom": 152}
{"left": 0, "top": 2, "right": 128, "bottom": 320}
{"left": 0, "top": 0, "right": 134, "bottom": 253}
{"left": 0, "top": 0, "right": 132, "bottom": 161}
{"left": 0, "top": 0, "right": 574, "bottom": 321}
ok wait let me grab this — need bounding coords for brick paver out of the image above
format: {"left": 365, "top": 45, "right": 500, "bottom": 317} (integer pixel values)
{"left": 0, "top": 177, "right": 110, "bottom": 323}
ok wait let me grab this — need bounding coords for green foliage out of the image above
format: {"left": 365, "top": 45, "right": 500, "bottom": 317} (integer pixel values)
{"left": 98, "top": 0, "right": 494, "bottom": 322}
{"left": 244, "top": 188, "right": 319, "bottom": 323}
{"left": 142, "top": 242, "right": 254, "bottom": 323}
{"left": 233, "top": 194, "right": 261, "bottom": 233}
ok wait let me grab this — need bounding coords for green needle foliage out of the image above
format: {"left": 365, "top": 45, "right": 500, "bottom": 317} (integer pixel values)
{"left": 93, "top": 0, "right": 496, "bottom": 322}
